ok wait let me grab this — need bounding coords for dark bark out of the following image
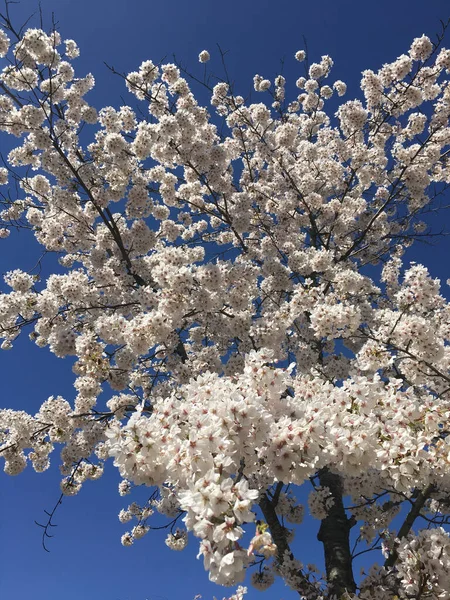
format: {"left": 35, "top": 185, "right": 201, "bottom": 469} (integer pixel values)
{"left": 317, "top": 469, "right": 356, "bottom": 598}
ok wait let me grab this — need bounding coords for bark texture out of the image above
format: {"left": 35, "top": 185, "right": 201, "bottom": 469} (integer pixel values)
{"left": 317, "top": 469, "right": 356, "bottom": 598}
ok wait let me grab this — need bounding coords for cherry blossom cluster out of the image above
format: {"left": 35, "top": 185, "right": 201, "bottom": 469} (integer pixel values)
{"left": 349, "top": 529, "right": 450, "bottom": 599}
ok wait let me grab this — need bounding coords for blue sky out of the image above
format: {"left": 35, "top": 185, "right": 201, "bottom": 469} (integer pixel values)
{"left": 1, "top": 1, "right": 450, "bottom": 599}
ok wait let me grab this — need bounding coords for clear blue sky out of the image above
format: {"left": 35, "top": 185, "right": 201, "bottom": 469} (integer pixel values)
{"left": 1, "top": 1, "right": 450, "bottom": 599}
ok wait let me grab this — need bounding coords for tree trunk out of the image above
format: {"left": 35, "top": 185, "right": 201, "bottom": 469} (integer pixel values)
{"left": 317, "top": 468, "right": 356, "bottom": 598}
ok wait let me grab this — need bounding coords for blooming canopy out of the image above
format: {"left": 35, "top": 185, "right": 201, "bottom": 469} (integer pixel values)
{"left": 1, "top": 11, "right": 450, "bottom": 599}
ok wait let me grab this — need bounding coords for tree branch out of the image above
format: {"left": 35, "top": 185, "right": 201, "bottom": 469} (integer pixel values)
{"left": 384, "top": 484, "right": 434, "bottom": 570}
{"left": 259, "top": 493, "right": 319, "bottom": 598}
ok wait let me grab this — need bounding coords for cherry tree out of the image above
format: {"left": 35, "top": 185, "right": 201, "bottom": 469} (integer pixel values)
{"left": 2, "top": 4, "right": 450, "bottom": 598}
